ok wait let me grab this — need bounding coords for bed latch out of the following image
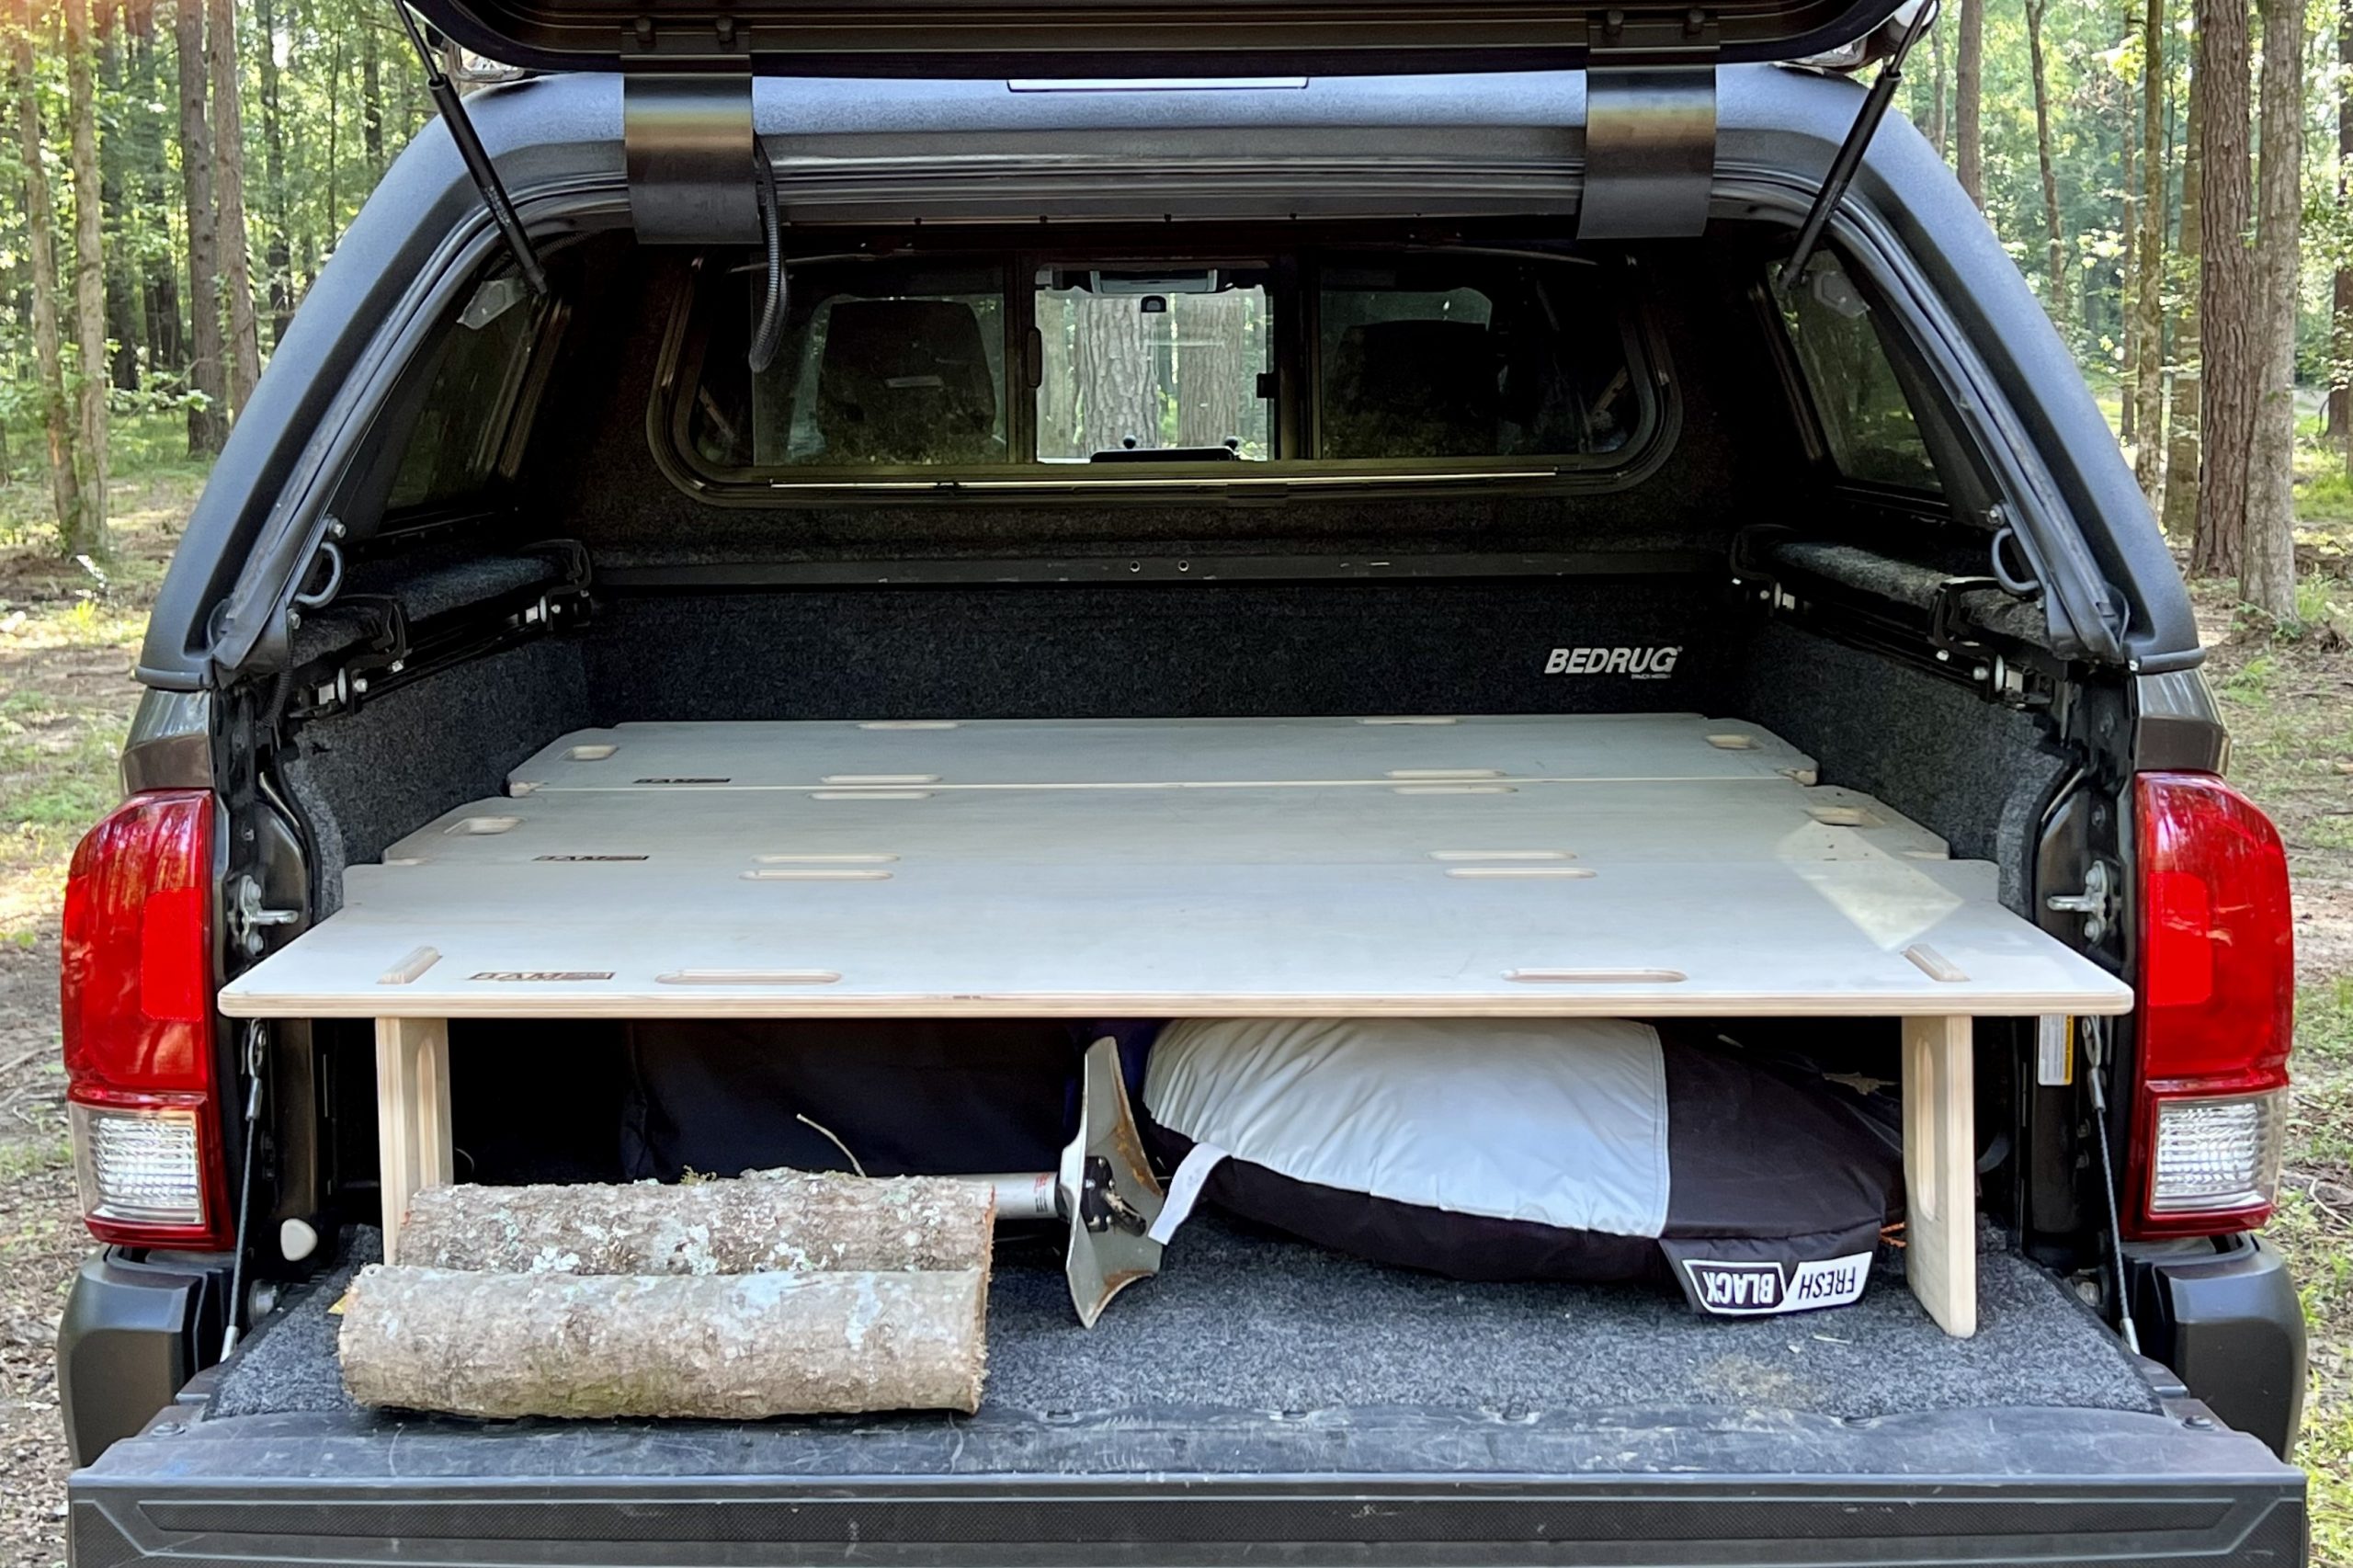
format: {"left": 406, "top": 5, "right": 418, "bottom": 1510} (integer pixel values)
{"left": 2044, "top": 860, "right": 2118, "bottom": 944}
{"left": 1575, "top": 12, "right": 1719, "bottom": 240}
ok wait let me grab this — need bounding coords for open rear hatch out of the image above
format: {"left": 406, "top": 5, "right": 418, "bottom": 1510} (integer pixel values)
{"left": 413, "top": 0, "right": 1908, "bottom": 76}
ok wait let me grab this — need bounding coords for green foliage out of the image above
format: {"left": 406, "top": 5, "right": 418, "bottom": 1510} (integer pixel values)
{"left": 1896, "top": 0, "right": 2343, "bottom": 384}
{"left": 1, "top": 0, "right": 432, "bottom": 487}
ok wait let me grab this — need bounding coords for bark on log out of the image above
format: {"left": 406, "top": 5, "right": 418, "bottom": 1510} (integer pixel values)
{"left": 398, "top": 1175, "right": 995, "bottom": 1277}
{"left": 340, "top": 1265, "right": 990, "bottom": 1418}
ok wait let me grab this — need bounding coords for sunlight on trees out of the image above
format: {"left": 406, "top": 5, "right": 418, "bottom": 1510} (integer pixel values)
{"left": 0, "top": 0, "right": 2344, "bottom": 600}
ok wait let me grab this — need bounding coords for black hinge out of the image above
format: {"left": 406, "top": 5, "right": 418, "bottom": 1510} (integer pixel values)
{"left": 1575, "top": 9, "right": 1719, "bottom": 241}
{"left": 624, "top": 75, "right": 762, "bottom": 244}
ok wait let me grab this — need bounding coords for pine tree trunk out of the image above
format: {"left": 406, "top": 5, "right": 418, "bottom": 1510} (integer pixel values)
{"left": 360, "top": 18, "right": 384, "bottom": 172}
{"left": 64, "top": 0, "right": 113, "bottom": 559}
{"left": 2120, "top": 100, "right": 2139, "bottom": 447}
{"left": 1954, "top": 0, "right": 1984, "bottom": 206}
{"left": 256, "top": 0, "right": 291, "bottom": 341}
{"left": 2189, "top": 0, "right": 2256, "bottom": 578}
{"left": 97, "top": 0, "right": 142, "bottom": 391}
{"left": 1176, "top": 290, "right": 1249, "bottom": 450}
{"left": 1075, "top": 294, "right": 1160, "bottom": 452}
{"left": 2161, "top": 79, "right": 2204, "bottom": 540}
{"left": 340, "top": 1266, "right": 992, "bottom": 1419}
{"left": 2131, "top": 0, "right": 2168, "bottom": 497}
{"left": 2026, "top": 0, "right": 2068, "bottom": 328}
{"left": 176, "top": 0, "right": 227, "bottom": 454}
{"left": 1927, "top": 11, "right": 1949, "bottom": 161}
{"left": 2332, "top": 4, "right": 2352, "bottom": 473}
{"left": 126, "top": 0, "right": 181, "bottom": 375}
{"left": 2241, "top": 0, "right": 2303, "bottom": 619}
{"left": 324, "top": 25, "right": 342, "bottom": 232}
{"left": 208, "top": 0, "right": 259, "bottom": 415}
{"left": 10, "top": 20, "right": 86, "bottom": 543}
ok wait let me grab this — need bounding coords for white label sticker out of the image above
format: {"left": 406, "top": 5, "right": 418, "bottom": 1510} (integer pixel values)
{"left": 1684, "top": 1251, "right": 1872, "bottom": 1315}
{"left": 1146, "top": 1142, "right": 1229, "bottom": 1246}
{"left": 2038, "top": 1015, "right": 2075, "bottom": 1086}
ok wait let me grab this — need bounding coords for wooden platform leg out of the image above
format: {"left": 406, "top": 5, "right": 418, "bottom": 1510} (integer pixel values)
{"left": 376, "top": 1017, "right": 453, "bottom": 1264}
{"left": 1902, "top": 1015, "right": 1977, "bottom": 1338}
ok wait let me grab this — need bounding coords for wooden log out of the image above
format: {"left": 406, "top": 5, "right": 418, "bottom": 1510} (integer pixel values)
{"left": 339, "top": 1264, "right": 990, "bottom": 1418}
{"left": 396, "top": 1174, "right": 995, "bottom": 1276}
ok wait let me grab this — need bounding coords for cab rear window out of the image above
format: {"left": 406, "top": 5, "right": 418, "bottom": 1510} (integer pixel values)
{"left": 668, "top": 244, "right": 1658, "bottom": 490}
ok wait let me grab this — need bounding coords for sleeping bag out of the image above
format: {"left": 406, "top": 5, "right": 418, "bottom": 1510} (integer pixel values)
{"left": 1139, "top": 1017, "right": 1903, "bottom": 1317}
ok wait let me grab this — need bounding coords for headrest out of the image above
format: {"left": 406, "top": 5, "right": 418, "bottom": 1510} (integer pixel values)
{"left": 815, "top": 299, "right": 999, "bottom": 463}
{"left": 1323, "top": 319, "right": 1500, "bottom": 459}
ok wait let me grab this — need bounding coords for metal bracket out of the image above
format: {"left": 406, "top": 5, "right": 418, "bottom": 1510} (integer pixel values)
{"left": 624, "top": 75, "right": 761, "bottom": 244}
{"left": 1057, "top": 1038, "right": 1167, "bottom": 1327}
{"left": 1576, "top": 12, "right": 1719, "bottom": 241}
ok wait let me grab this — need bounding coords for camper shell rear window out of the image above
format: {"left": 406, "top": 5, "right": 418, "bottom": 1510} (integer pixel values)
{"left": 661, "top": 241, "right": 1663, "bottom": 496}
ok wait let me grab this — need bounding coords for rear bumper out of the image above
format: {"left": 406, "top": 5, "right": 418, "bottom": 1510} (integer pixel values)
{"left": 73, "top": 1401, "right": 2306, "bottom": 1567}
{"left": 56, "top": 1249, "right": 232, "bottom": 1467}
{"left": 2127, "top": 1233, "right": 2308, "bottom": 1458}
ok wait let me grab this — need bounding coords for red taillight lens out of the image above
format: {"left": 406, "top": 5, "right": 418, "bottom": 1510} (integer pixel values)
{"left": 60, "top": 790, "right": 233, "bottom": 1249}
{"left": 2126, "top": 772, "right": 2295, "bottom": 1238}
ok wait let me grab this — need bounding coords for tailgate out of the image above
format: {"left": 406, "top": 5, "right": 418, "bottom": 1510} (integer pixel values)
{"left": 73, "top": 1398, "right": 2305, "bottom": 1567}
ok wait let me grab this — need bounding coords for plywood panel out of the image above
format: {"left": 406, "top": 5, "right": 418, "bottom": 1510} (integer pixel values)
{"left": 384, "top": 778, "right": 1950, "bottom": 871}
{"left": 506, "top": 714, "right": 1821, "bottom": 795}
{"left": 223, "top": 715, "right": 2129, "bottom": 1022}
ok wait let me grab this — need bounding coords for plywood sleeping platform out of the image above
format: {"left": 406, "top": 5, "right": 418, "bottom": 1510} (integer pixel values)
{"left": 222, "top": 714, "right": 2135, "bottom": 1337}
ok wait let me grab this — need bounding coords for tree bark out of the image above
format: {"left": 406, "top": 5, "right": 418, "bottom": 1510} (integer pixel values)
{"left": 360, "top": 17, "right": 384, "bottom": 172}
{"left": 2332, "top": 3, "right": 2352, "bottom": 472}
{"left": 1927, "top": 9, "right": 1949, "bottom": 161}
{"left": 1075, "top": 293, "right": 1161, "bottom": 452}
{"left": 176, "top": 0, "right": 226, "bottom": 454}
{"left": 2025, "top": 0, "right": 2068, "bottom": 328}
{"left": 97, "top": 0, "right": 142, "bottom": 391}
{"left": 256, "top": 0, "right": 291, "bottom": 341}
{"left": 2240, "top": 0, "right": 2302, "bottom": 619}
{"left": 2131, "top": 0, "right": 2168, "bottom": 496}
{"left": 2189, "top": 0, "right": 2256, "bottom": 578}
{"left": 1953, "top": 0, "right": 1984, "bottom": 206}
{"left": 2161, "top": 75, "right": 2204, "bottom": 540}
{"left": 1176, "top": 290, "right": 1249, "bottom": 450}
{"left": 340, "top": 1266, "right": 991, "bottom": 1419}
{"left": 208, "top": 0, "right": 259, "bottom": 415}
{"left": 10, "top": 20, "right": 86, "bottom": 543}
{"left": 125, "top": 0, "right": 181, "bottom": 375}
{"left": 397, "top": 1176, "right": 996, "bottom": 1276}
{"left": 64, "top": 0, "right": 113, "bottom": 559}
{"left": 2120, "top": 92, "right": 2138, "bottom": 447}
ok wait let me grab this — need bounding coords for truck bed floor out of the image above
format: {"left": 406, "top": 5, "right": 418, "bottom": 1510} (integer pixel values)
{"left": 210, "top": 1213, "right": 2154, "bottom": 1429}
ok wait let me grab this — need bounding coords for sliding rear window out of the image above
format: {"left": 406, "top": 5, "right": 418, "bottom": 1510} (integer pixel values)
{"left": 668, "top": 244, "right": 1659, "bottom": 490}
{"left": 1315, "top": 255, "right": 1640, "bottom": 460}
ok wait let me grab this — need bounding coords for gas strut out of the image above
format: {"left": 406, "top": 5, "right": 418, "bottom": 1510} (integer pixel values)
{"left": 392, "top": 4, "right": 549, "bottom": 295}
{"left": 1780, "top": 0, "right": 1942, "bottom": 289}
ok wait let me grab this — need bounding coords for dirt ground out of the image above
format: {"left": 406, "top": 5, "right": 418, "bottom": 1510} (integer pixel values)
{"left": 0, "top": 474, "right": 197, "bottom": 1566}
{"left": 0, "top": 481, "right": 2347, "bottom": 1565}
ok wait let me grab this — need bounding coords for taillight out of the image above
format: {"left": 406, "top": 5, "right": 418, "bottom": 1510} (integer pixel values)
{"left": 2125, "top": 772, "right": 2294, "bottom": 1237}
{"left": 60, "top": 790, "right": 233, "bottom": 1249}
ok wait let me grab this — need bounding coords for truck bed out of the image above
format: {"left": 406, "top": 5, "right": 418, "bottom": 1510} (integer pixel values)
{"left": 210, "top": 1216, "right": 2152, "bottom": 1426}
{"left": 78, "top": 1217, "right": 2304, "bottom": 1568}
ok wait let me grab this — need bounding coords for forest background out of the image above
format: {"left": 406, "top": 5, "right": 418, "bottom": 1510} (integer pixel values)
{"left": 1, "top": 2, "right": 2352, "bottom": 1562}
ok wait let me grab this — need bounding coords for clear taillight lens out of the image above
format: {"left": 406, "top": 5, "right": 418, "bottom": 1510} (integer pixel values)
{"left": 72, "top": 1102, "right": 210, "bottom": 1228}
{"left": 2146, "top": 1088, "right": 2287, "bottom": 1216}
